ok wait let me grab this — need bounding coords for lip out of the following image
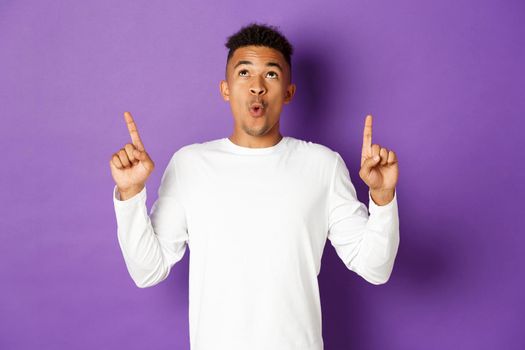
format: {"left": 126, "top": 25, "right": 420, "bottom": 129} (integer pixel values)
{"left": 248, "top": 102, "right": 265, "bottom": 118}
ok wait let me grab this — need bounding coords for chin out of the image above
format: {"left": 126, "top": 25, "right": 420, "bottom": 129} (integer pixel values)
{"left": 243, "top": 124, "right": 270, "bottom": 137}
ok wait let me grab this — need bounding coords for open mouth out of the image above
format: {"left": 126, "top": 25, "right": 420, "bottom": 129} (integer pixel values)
{"left": 249, "top": 103, "right": 265, "bottom": 118}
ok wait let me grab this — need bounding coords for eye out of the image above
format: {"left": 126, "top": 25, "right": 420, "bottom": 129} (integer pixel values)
{"left": 238, "top": 69, "right": 249, "bottom": 77}
{"left": 266, "top": 71, "right": 278, "bottom": 79}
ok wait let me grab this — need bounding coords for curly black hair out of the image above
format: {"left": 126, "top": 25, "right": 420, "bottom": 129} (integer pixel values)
{"left": 225, "top": 22, "right": 294, "bottom": 71}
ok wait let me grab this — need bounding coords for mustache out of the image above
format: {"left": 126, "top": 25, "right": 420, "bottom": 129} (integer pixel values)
{"left": 248, "top": 100, "right": 268, "bottom": 108}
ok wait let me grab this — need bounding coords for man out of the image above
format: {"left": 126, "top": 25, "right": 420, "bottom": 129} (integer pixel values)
{"left": 110, "top": 23, "right": 399, "bottom": 350}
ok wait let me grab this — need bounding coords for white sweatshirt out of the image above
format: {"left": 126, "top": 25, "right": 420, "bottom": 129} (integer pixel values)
{"left": 112, "top": 136, "right": 400, "bottom": 350}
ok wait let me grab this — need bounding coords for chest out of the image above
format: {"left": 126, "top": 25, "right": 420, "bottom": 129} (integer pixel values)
{"left": 183, "top": 157, "right": 329, "bottom": 245}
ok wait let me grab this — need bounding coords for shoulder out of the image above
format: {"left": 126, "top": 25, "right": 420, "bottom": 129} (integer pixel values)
{"left": 168, "top": 138, "right": 223, "bottom": 164}
{"left": 287, "top": 136, "right": 339, "bottom": 164}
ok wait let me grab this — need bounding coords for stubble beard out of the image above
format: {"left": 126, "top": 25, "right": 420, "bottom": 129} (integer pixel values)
{"left": 241, "top": 117, "right": 274, "bottom": 136}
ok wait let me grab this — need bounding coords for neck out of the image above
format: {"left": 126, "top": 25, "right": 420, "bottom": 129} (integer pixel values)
{"left": 228, "top": 128, "right": 283, "bottom": 149}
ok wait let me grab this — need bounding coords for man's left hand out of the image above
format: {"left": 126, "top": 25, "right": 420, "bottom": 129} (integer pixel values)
{"left": 358, "top": 114, "right": 399, "bottom": 205}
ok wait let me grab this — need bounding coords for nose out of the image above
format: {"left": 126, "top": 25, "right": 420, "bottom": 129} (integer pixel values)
{"left": 249, "top": 77, "right": 267, "bottom": 96}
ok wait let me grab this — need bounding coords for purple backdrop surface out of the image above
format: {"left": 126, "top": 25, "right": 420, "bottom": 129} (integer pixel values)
{"left": 1, "top": 0, "right": 524, "bottom": 349}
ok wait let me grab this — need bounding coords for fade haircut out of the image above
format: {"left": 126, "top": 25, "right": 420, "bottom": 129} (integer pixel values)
{"left": 225, "top": 23, "right": 294, "bottom": 78}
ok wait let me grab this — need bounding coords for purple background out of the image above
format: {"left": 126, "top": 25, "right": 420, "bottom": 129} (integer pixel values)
{"left": 1, "top": 0, "right": 524, "bottom": 349}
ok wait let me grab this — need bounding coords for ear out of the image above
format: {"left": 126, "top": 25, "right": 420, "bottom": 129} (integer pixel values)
{"left": 283, "top": 83, "right": 296, "bottom": 104}
{"left": 220, "top": 80, "right": 230, "bottom": 101}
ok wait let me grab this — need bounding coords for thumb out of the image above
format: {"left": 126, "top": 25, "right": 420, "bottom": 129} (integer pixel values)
{"left": 360, "top": 155, "right": 381, "bottom": 176}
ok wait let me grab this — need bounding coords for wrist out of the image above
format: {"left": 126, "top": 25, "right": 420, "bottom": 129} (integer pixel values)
{"left": 370, "top": 188, "right": 395, "bottom": 206}
{"left": 118, "top": 184, "right": 145, "bottom": 200}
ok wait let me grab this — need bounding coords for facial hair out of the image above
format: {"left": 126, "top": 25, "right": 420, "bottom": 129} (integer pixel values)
{"left": 241, "top": 121, "right": 271, "bottom": 136}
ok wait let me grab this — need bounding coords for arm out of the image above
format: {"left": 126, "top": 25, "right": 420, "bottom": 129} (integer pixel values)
{"left": 327, "top": 152, "right": 400, "bottom": 285}
{"left": 113, "top": 153, "right": 188, "bottom": 288}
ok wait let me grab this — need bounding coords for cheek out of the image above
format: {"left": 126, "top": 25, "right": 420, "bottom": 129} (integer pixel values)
{"left": 269, "top": 89, "right": 286, "bottom": 106}
{"left": 227, "top": 87, "right": 244, "bottom": 107}
{"left": 276, "top": 84, "right": 288, "bottom": 99}
{"left": 230, "top": 85, "right": 247, "bottom": 102}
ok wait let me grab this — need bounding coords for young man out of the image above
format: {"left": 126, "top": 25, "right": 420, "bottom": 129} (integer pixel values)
{"left": 110, "top": 23, "right": 399, "bottom": 350}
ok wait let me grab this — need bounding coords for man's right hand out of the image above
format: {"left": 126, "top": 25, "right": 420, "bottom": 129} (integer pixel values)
{"left": 109, "top": 111, "right": 155, "bottom": 200}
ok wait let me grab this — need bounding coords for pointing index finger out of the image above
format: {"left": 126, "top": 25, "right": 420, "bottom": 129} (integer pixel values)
{"left": 124, "top": 111, "right": 145, "bottom": 151}
{"left": 361, "top": 114, "right": 372, "bottom": 158}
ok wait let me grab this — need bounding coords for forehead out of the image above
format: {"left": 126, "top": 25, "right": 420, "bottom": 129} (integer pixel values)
{"left": 228, "top": 45, "right": 287, "bottom": 68}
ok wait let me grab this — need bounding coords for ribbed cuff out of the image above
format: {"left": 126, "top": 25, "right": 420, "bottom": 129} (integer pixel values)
{"left": 368, "top": 189, "right": 397, "bottom": 211}
{"left": 113, "top": 185, "right": 147, "bottom": 208}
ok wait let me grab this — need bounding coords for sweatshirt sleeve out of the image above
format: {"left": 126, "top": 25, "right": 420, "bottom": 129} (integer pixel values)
{"left": 327, "top": 152, "right": 400, "bottom": 285}
{"left": 112, "top": 153, "right": 189, "bottom": 288}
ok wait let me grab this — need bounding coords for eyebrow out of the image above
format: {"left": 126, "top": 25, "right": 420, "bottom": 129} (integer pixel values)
{"left": 233, "top": 60, "right": 283, "bottom": 72}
